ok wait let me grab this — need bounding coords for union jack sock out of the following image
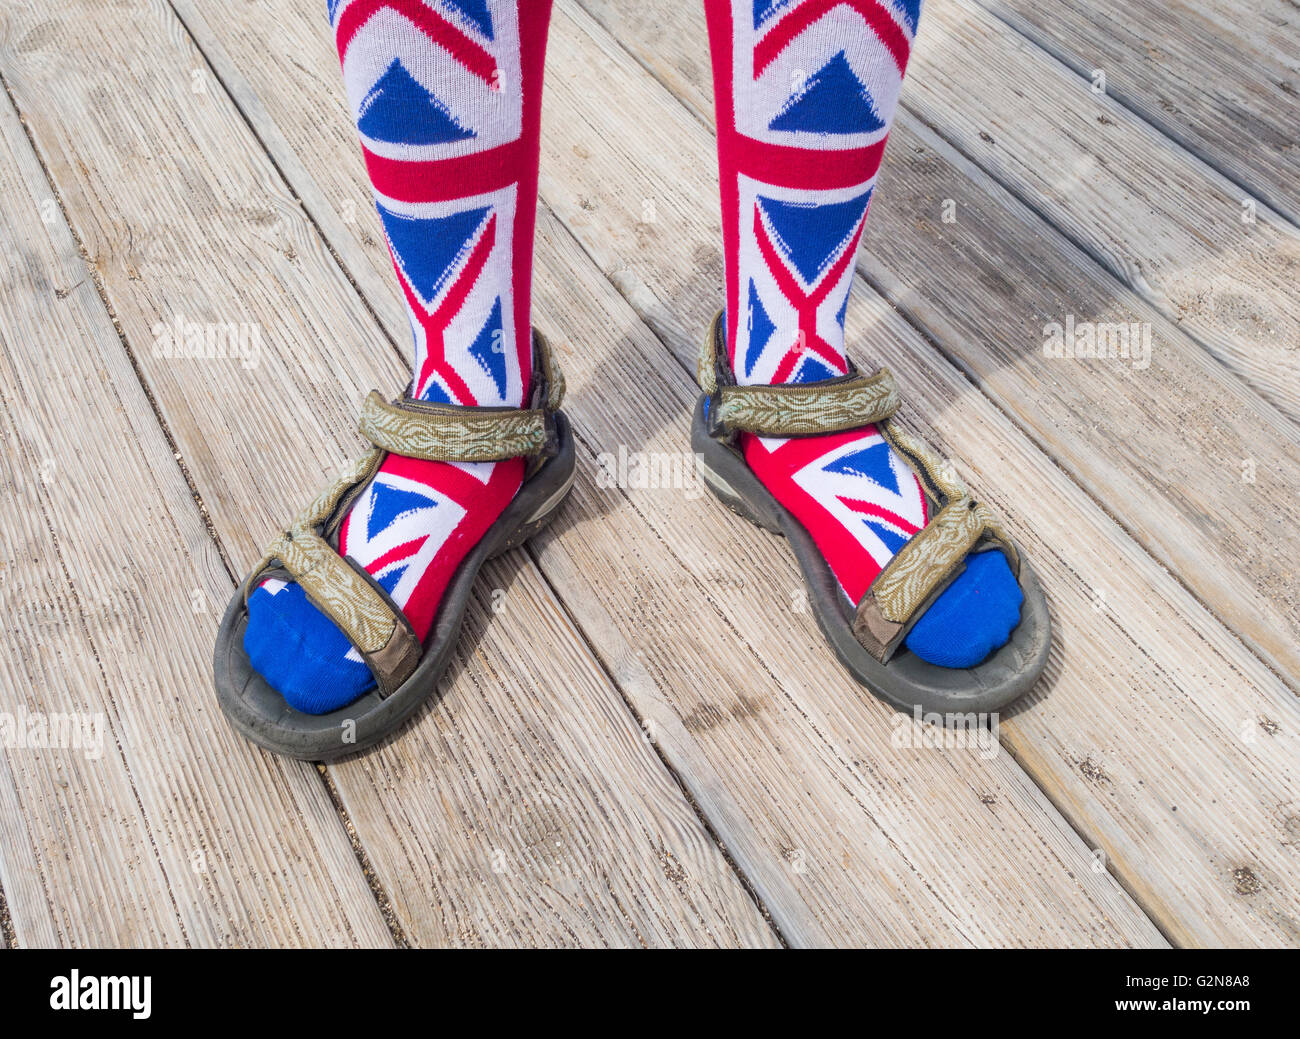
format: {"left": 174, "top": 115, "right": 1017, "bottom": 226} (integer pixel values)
{"left": 245, "top": 0, "right": 553, "bottom": 713}
{"left": 704, "top": 0, "right": 1021, "bottom": 667}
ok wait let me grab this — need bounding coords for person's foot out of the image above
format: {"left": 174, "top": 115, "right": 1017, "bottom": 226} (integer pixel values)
{"left": 704, "top": 0, "right": 1019, "bottom": 667}
{"left": 244, "top": 454, "right": 523, "bottom": 713}
{"left": 243, "top": 0, "right": 554, "bottom": 713}
{"left": 743, "top": 426, "right": 1022, "bottom": 668}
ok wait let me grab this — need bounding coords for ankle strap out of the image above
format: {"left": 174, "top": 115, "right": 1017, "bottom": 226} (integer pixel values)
{"left": 359, "top": 327, "right": 566, "bottom": 463}
{"left": 697, "top": 310, "right": 899, "bottom": 438}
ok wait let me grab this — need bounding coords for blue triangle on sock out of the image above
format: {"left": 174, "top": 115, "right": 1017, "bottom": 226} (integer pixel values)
{"left": 891, "top": 0, "right": 922, "bottom": 34}
{"left": 865, "top": 518, "right": 912, "bottom": 554}
{"left": 757, "top": 188, "right": 872, "bottom": 284}
{"left": 791, "top": 355, "right": 836, "bottom": 383}
{"left": 769, "top": 52, "right": 886, "bottom": 136}
{"left": 327, "top": 0, "right": 342, "bottom": 25}
{"left": 753, "top": 0, "right": 793, "bottom": 28}
{"left": 744, "top": 280, "right": 776, "bottom": 377}
{"left": 367, "top": 484, "right": 437, "bottom": 541}
{"left": 358, "top": 59, "right": 476, "bottom": 146}
{"left": 420, "top": 379, "right": 451, "bottom": 403}
{"left": 468, "top": 298, "right": 508, "bottom": 398}
{"left": 443, "top": 0, "right": 494, "bottom": 38}
{"left": 376, "top": 563, "right": 409, "bottom": 595}
{"left": 377, "top": 202, "right": 489, "bottom": 304}
{"left": 825, "top": 441, "right": 901, "bottom": 494}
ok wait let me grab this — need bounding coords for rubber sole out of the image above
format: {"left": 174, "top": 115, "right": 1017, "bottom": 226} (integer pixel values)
{"left": 692, "top": 397, "right": 1051, "bottom": 719}
{"left": 213, "top": 413, "right": 577, "bottom": 761}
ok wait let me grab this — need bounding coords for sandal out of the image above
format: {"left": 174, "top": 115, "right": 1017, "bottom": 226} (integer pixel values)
{"left": 214, "top": 330, "right": 576, "bottom": 760}
{"left": 691, "top": 312, "right": 1051, "bottom": 716}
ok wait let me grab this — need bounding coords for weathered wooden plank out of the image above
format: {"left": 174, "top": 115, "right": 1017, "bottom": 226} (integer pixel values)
{"left": 573, "top": 0, "right": 1300, "bottom": 706}
{"left": 0, "top": 85, "right": 393, "bottom": 948}
{"left": 0, "top": 0, "right": 776, "bottom": 946}
{"left": 536, "top": 1, "right": 1300, "bottom": 945}
{"left": 904, "top": 0, "right": 1300, "bottom": 426}
{"left": 180, "top": 0, "right": 1168, "bottom": 945}
{"left": 977, "top": 0, "right": 1300, "bottom": 226}
{"left": 534, "top": 208, "right": 1168, "bottom": 946}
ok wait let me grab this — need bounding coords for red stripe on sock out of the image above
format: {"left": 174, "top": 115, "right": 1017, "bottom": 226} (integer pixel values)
{"left": 753, "top": 0, "right": 910, "bottom": 79}
{"left": 744, "top": 433, "right": 881, "bottom": 602}
{"left": 337, "top": 0, "right": 499, "bottom": 85}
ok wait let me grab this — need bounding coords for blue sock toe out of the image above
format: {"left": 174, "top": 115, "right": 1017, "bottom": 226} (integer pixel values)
{"left": 904, "top": 550, "right": 1023, "bottom": 669}
{"left": 244, "top": 582, "right": 377, "bottom": 714}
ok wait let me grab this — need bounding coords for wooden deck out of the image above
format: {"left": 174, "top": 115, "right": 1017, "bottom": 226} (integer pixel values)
{"left": 0, "top": 0, "right": 1297, "bottom": 947}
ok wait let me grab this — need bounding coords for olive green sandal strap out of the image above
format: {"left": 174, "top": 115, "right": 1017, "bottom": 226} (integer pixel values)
{"left": 714, "top": 372, "right": 899, "bottom": 436}
{"left": 852, "top": 495, "right": 1017, "bottom": 663}
{"left": 241, "top": 328, "right": 568, "bottom": 697}
{"left": 359, "top": 393, "right": 553, "bottom": 462}
{"left": 858, "top": 414, "right": 1021, "bottom": 664}
{"left": 697, "top": 310, "right": 1023, "bottom": 665}
{"left": 359, "top": 329, "right": 566, "bottom": 462}
{"left": 263, "top": 528, "right": 421, "bottom": 696}
{"left": 697, "top": 310, "right": 899, "bottom": 437}
{"left": 242, "top": 447, "right": 417, "bottom": 696}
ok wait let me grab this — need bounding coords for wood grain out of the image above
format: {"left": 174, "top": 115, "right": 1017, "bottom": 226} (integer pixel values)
{"left": 977, "top": 0, "right": 1300, "bottom": 226}
{"left": 0, "top": 0, "right": 775, "bottom": 947}
{"left": 906, "top": 0, "right": 1300, "bottom": 426}
{"left": 0, "top": 82, "right": 393, "bottom": 948}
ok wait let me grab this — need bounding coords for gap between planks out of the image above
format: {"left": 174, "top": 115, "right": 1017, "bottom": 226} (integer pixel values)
{"left": 973, "top": 0, "right": 1300, "bottom": 231}
{"left": 902, "top": 0, "right": 1300, "bottom": 428}
{"left": 4, "top": 0, "right": 783, "bottom": 948}
{"left": 0, "top": 76, "right": 396, "bottom": 946}
{"left": 520, "top": 532, "right": 787, "bottom": 945}
{"left": 0, "top": 62, "right": 412, "bottom": 951}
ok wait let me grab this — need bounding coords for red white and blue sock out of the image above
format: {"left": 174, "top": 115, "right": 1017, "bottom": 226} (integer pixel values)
{"left": 704, "top": 0, "right": 1021, "bottom": 667}
{"left": 245, "top": 0, "right": 553, "bottom": 713}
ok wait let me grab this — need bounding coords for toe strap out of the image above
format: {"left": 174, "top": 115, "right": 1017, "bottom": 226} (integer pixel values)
{"left": 854, "top": 496, "right": 1018, "bottom": 664}
{"left": 244, "top": 452, "right": 420, "bottom": 699}
{"left": 253, "top": 528, "right": 421, "bottom": 698}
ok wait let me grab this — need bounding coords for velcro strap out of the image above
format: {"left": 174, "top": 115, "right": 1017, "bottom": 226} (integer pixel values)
{"left": 853, "top": 496, "right": 1016, "bottom": 663}
{"left": 715, "top": 370, "right": 899, "bottom": 436}
{"left": 359, "top": 392, "right": 550, "bottom": 462}
{"left": 265, "top": 529, "right": 420, "bottom": 696}
{"left": 698, "top": 310, "right": 898, "bottom": 436}
{"left": 534, "top": 328, "right": 566, "bottom": 412}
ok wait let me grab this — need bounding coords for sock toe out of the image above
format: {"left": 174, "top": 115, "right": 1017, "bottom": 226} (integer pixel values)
{"left": 244, "top": 582, "right": 377, "bottom": 715}
{"left": 904, "top": 550, "right": 1023, "bottom": 669}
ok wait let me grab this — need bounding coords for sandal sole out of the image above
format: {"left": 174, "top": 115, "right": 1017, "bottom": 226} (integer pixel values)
{"left": 692, "top": 396, "right": 1052, "bottom": 720}
{"left": 213, "top": 413, "right": 577, "bottom": 761}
